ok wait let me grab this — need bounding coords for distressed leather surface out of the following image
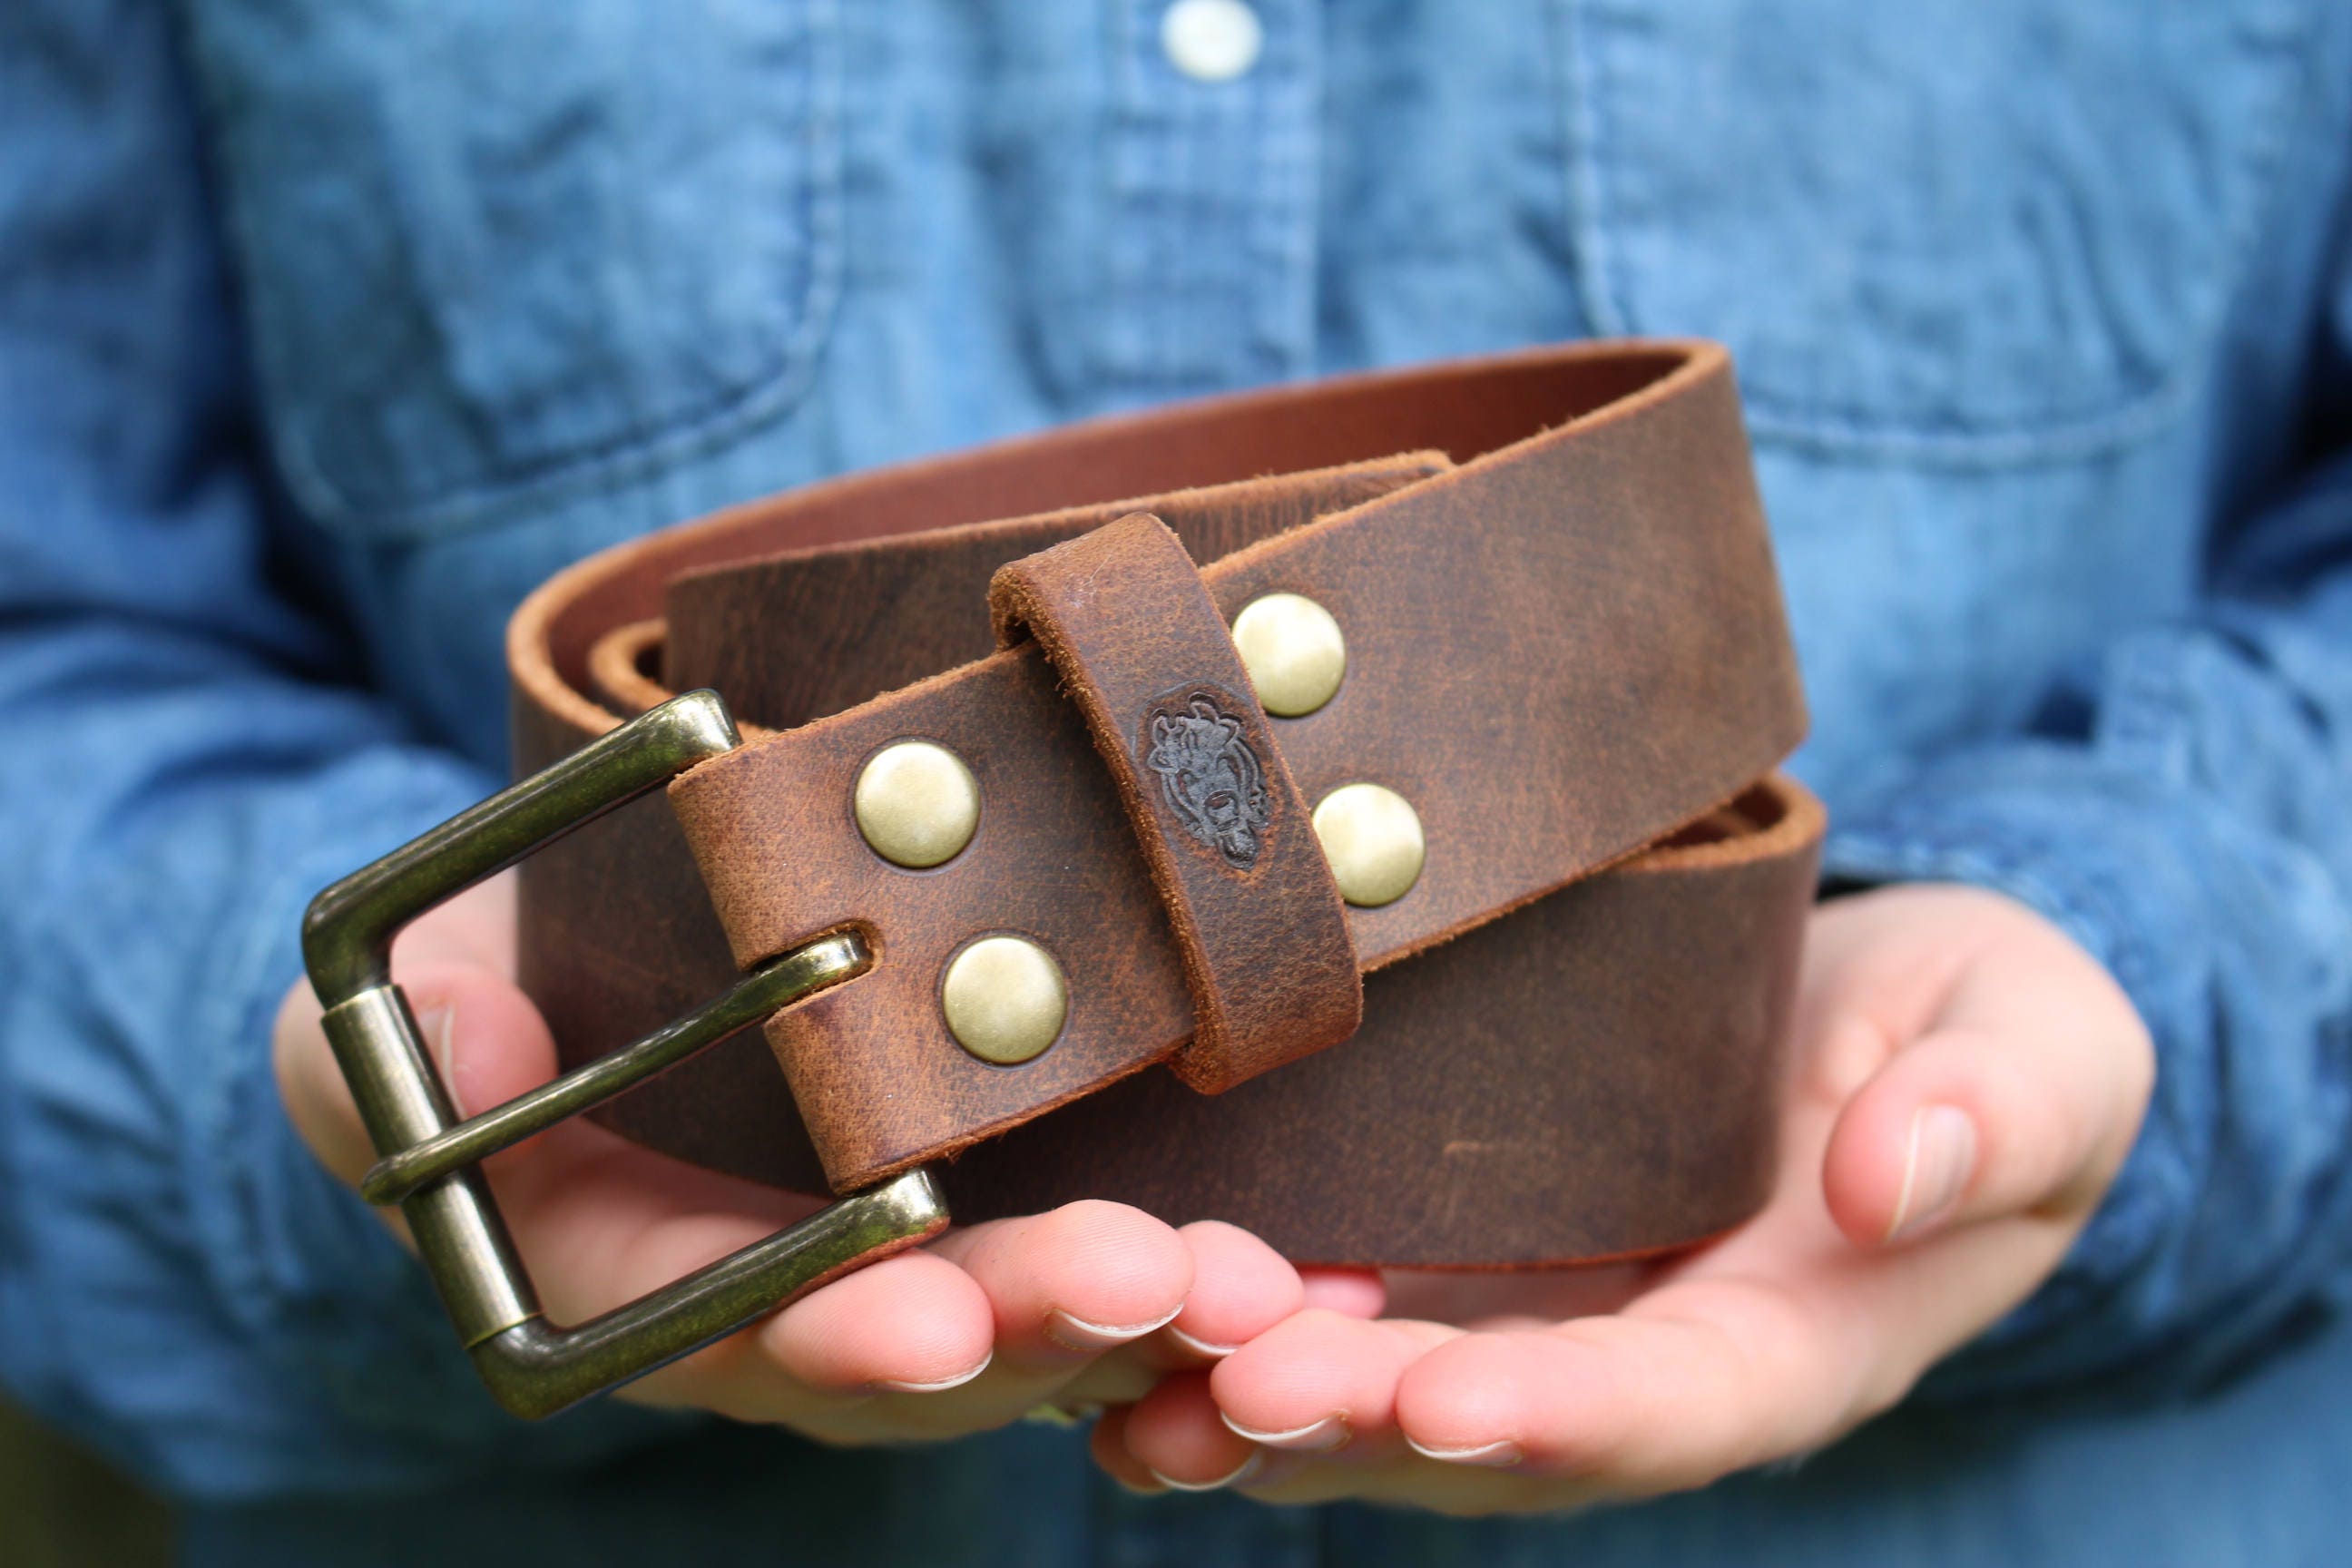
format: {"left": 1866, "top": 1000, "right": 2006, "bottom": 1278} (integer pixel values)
{"left": 506, "top": 340, "right": 1826, "bottom": 1267}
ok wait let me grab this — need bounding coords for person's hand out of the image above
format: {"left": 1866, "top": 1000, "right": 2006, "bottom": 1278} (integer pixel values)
{"left": 1093, "top": 884, "right": 2156, "bottom": 1512}
{"left": 274, "top": 873, "right": 1313, "bottom": 1442}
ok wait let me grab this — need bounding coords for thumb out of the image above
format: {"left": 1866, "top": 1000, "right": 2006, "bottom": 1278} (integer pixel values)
{"left": 274, "top": 956, "right": 561, "bottom": 1192}
{"left": 1820, "top": 928, "right": 2152, "bottom": 1249}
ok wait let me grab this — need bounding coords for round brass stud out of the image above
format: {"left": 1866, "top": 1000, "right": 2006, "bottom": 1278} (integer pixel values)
{"left": 941, "top": 936, "right": 1068, "bottom": 1065}
{"left": 1231, "top": 593, "right": 1347, "bottom": 717}
{"left": 854, "top": 740, "right": 980, "bottom": 868}
{"left": 1312, "top": 783, "right": 1426, "bottom": 907}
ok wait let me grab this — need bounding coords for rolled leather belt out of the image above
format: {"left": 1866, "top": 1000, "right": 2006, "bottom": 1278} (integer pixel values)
{"left": 507, "top": 339, "right": 1824, "bottom": 1269}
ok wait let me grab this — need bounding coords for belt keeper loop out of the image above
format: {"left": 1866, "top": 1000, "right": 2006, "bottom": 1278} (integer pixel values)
{"left": 988, "top": 513, "right": 1363, "bottom": 1093}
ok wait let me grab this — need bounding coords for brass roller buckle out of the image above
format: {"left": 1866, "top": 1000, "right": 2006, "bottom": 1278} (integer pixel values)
{"left": 301, "top": 690, "right": 947, "bottom": 1419}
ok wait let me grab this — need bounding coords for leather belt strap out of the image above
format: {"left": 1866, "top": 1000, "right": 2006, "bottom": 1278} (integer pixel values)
{"left": 507, "top": 340, "right": 1825, "bottom": 1269}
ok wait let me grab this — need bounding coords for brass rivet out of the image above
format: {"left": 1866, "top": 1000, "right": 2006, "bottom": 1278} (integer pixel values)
{"left": 941, "top": 936, "right": 1068, "bottom": 1065}
{"left": 1312, "top": 783, "right": 1425, "bottom": 907}
{"left": 855, "top": 741, "right": 979, "bottom": 868}
{"left": 1231, "top": 593, "right": 1347, "bottom": 717}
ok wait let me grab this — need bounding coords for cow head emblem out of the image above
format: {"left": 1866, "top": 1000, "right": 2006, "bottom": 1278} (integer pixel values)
{"left": 1142, "top": 695, "right": 1271, "bottom": 869}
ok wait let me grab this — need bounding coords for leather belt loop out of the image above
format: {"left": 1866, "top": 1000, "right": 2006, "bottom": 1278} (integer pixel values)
{"left": 989, "top": 513, "right": 1363, "bottom": 1093}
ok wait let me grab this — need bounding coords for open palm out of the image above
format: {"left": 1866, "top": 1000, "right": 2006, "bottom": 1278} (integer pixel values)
{"left": 1093, "top": 886, "right": 2154, "bottom": 1514}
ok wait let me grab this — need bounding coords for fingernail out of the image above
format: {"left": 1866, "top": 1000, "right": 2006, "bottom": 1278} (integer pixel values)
{"left": 1166, "top": 1326, "right": 1240, "bottom": 1359}
{"left": 1887, "top": 1105, "right": 1977, "bottom": 1241}
{"left": 415, "top": 1004, "right": 461, "bottom": 1116}
{"left": 1149, "top": 1451, "right": 1265, "bottom": 1493}
{"left": 1406, "top": 1436, "right": 1524, "bottom": 1467}
{"left": 1044, "top": 1302, "right": 1184, "bottom": 1352}
{"left": 1220, "top": 1410, "right": 1350, "bottom": 1453}
{"left": 869, "top": 1352, "right": 992, "bottom": 1394}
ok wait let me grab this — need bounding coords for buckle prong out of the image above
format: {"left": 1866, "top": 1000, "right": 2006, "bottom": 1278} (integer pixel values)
{"left": 302, "top": 691, "right": 948, "bottom": 1419}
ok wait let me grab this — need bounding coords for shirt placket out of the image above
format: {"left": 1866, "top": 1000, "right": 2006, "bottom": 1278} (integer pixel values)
{"left": 1098, "top": 0, "right": 1319, "bottom": 402}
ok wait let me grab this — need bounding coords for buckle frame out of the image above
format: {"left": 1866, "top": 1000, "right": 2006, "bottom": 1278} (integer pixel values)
{"left": 302, "top": 690, "right": 946, "bottom": 1419}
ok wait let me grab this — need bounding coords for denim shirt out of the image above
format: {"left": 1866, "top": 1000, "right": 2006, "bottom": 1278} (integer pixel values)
{"left": 5, "top": 1, "right": 2352, "bottom": 1562}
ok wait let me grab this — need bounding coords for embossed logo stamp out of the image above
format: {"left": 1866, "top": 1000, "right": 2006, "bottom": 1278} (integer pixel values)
{"left": 1142, "top": 691, "right": 1271, "bottom": 869}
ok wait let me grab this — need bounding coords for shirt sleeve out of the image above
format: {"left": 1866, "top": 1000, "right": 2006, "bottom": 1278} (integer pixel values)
{"left": 1826, "top": 278, "right": 2352, "bottom": 1395}
{"left": 0, "top": 2, "right": 678, "bottom": 1496}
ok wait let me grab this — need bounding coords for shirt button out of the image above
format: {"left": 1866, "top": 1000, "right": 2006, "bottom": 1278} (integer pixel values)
{"left": 1161, "top": 0, "right": 1263, "bottom": 83}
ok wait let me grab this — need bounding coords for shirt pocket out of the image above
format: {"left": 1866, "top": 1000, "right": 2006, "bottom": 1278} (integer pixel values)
{"left": 1556, "top": 0, "right": 2310, "bottom": 462}
{"left": 188, "top": 0, "right": 841, "bottom": 539}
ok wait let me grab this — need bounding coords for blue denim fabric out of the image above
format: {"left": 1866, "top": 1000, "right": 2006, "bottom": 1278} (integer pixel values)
{"left": 4, "top": 0, "right": 2351, "bottom": 1560}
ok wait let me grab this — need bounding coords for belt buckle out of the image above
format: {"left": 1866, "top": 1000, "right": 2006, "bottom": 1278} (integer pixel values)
{"left": 301, "top": 690, "right": 947, "bottom": 1418}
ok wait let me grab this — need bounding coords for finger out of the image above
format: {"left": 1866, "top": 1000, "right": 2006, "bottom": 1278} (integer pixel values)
{"left": 1089, "top": 1406, "right": 1167, "bottom": 1494}
{"left": 273, "top": 975, "right": 374, "bottom": 1186}
{"left": 829, "top": 1201, "right": 1196, "bottom": 1434}
{"left": 1122, "top": 1372, "right": 1264, "bottom": 1492}
{"left": 1117, "top": 1372, "right": 1430, "bottom": 1505}
{"left": 683, "top": 1200, "right": 1191, "bottom": 1436}
{"left": 752, "top": 1250, "right": 998, "bottom": 1396}
{"left": 929, "top": 1200, "right": 1193, "bottom": 1367}
{"left": 274, "top": 957, "right": 559, "bottom": 1190}
{"left": 1393, "top": 1285, "right": 1859, "bottom": 1494}
{"left": 1822, "top": 1014, "right": 2143, "bottom": 1249}
{"left": 1031, "top": 1215, "right": 1285, "bottom": 1404}
{"left": 501, "top": 1140, "right": 984, "bottom": 1420}
{"left": 1158, "top": 1221, "right": 1305, "bottom": 1361}
{"left": 1113, "top": 1373, "right": 1416, "bottom": 1504}
{"left": 1205, "top": 1308, "right": 1459, "bottom": 1458}
{"left": 1125, "top": 1362, "right": 1521, "bottom": 1513}
{"left": 628, "top": 1248, "right": 998, "bottom": 1424}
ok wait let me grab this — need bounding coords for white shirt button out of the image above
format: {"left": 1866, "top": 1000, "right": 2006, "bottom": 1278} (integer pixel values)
{"left": 1161, "top": 0, "right": 1263, "bottom": 83}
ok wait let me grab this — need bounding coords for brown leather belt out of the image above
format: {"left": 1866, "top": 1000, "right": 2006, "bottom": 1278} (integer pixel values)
{"left": 504, "top": 339, "right": 1823, "bottom": 1271}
